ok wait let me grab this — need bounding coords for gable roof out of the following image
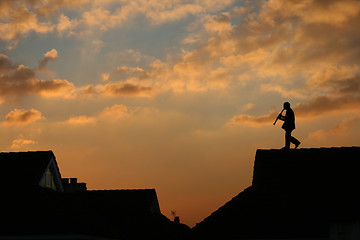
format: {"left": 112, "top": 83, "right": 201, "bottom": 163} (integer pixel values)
{"left": 0, "top": 150, "right": 63, "bottom": 191}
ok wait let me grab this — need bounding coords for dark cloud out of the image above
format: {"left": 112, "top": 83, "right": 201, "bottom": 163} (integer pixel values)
{"left": 3, "top": 108, "right": 43, "bottom": 125}
{"left": 295, "top": 95, "right": 360, "bottom": 117}
{"left": 0, "top": 54, "right": 74, "bottom": 100}
{"left": 0, "top": 54, "right": 15, "bottom": 72}
{"left": 103, "top": 82, "right": 153, "bottom": 97}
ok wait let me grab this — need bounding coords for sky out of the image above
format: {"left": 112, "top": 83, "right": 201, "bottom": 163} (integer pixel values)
{"left": 1, "top": 0, "right": 360, "bottom": 227}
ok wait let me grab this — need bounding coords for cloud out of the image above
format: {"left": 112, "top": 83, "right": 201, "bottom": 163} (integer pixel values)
{"left": 57, "top": 14, "right": 79, "bottom": 36}
{"left": 0, "top": 1, "right": 55, "bottom": 48}
{"left": 11, "top": 137, "right": 37, "bottom": 149}
{"left": 101, "top": 73, "right": 110, "bottom": 82}
{"left": 204, "top": 13, "right": 233, "bottom": 34}
{"left": 0, "top": 1, "right": 83, "bottom": 47}
{"left": 115, "top": 66, "right": 144, "bottom": 75}
{"left": 99, "top": 66, "right": 144, "bottom": 82}
{"left": 0, "top": 54, "right": 15, "bottom": 72}
{"left": 260, "top": 84, "right": 307, "bottom": 99}
{"left": 230, "top": 110, "right": 278, "bottom": 127}
{"left": 243, "top": 103, "right": 255, "bottom": 111}
{"left": 102, "top": 82, "right": 153, "bottom": 97}
{"left": 76, "top": 0, "right": 360, "bottom": 102}
{"left": 206, "top": 0, "right": 360, "bottom": 127}
{"left": 80, "top": 0, "right": 233, "bottom": 31}
{"left": 294, "top": 93, "right": 360, "bottom": 117}
{"left": 0, "top": 54, "right": 75, "bottom": 101}
{"left": 3, "top": 109, "right": 43, "bottom": 125}
{"left": 0, "top": 0, "right": 236, "bottom": 48}
{"left": 65, "top": 115, "right": 97, "bottom": 125}
{"left": 2, "top": 0, "right": 360, "bottom": 108}
{"left": 230, "top": 75, "right": 360, "bottom": 127}
{"left": 62, "top": 104, "right": 130, "bottom": 125}
{"left": 99, "top": 104, "right": 130, "bottom": 121}
{"left": 307, "top": 116, "right": 360, "bottom": 143}
{"left": 38, "top": 49, "right": 58, "bottom": 70}
{"left": 92, "top": 40, "right": 105, "bottom": 53}
{"left": 33, "top": 0, "right": 89, "bottom": 17}
{"left": 44, "top": 49, "right": 59, "bottom": 59}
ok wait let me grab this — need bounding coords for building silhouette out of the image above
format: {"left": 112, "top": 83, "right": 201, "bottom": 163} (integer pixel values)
{"left": 0, "top": 151, "right": 189, "bottom": 240}
{"left": 193, "top": 147, "right": 360, "bottom": 240}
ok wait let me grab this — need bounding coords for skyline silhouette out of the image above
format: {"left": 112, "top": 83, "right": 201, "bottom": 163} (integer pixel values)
{"left": 1, "top": 0, "right": 360, "bottom": 227}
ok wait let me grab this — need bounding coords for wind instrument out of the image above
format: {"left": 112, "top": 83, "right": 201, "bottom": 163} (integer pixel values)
{"left": 273, "top": 109, "right": 285, "bottom": 125}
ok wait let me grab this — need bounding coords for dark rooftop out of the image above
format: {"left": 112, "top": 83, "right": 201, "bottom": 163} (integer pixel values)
{"left": 65, "top": 189, "right": 161, "bottom": 214}
{"left": 193, "top": 146, "right": 360, "bottom": 239}
{"left": 0, "top": 150, "right": 58, "bottom": 189}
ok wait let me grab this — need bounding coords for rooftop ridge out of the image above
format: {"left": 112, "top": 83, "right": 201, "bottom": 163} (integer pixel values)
{"left": 88, "top": 188, "right": 156, "bottom": 192}
{"left": 257, "top": 146, "right": 360, "bottom": 151}
{"left": 0, "top": 150, "right": 54, "bottom": 154}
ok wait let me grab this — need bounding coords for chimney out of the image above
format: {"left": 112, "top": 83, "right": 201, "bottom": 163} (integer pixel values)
{"left": 174, "top": 216, "right": 180, "bottom": 224}
{"left": 70, "top": 178, "right": 77, "bottom": 184}
{"left": 62, "top": 178, "right": 69, "bottom": 185}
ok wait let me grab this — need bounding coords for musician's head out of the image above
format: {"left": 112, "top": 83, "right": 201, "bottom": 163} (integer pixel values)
{"left": 283, "top": 102, "right": 290, "bottom": 110}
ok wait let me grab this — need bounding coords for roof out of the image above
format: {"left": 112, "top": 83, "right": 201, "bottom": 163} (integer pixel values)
{"left": 0, "top": 150, "right": 61, "bottom": 190}
{"left": 253, "top": 146, "right": 360, "bottom": 189}
{"left": 194, "top": 146, "right": 360, "bottom": 239}
{"left": 64, "top": 189, "right": 161, "bottom": 214}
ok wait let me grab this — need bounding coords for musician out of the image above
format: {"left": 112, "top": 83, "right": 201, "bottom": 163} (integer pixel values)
{"left": 277, "top": 102, "right": 301, "bottom": 149}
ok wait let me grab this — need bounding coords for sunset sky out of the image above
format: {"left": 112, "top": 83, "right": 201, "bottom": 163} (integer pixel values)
{"left": 1, "top": 0, "right": 360, "bottom": 227}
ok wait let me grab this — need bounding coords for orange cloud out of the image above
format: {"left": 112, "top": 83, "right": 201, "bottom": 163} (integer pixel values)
{"left": 260, "top": 84, "right": 306, "bottom": 99}
{"left": 74, "top": 0, "right": 360, "bottom": 101}
{"left": 231, "top": 81, "right": 360, "bottom": 127}
{"left": 294, "top": 94, "right": 360, "bottom": 117}
{"left": 0, "top": 54, "right": 75, "bottom": 101}
{"left": 230, "top": 110, "right": 278, "bottom": 127}
{"left": 116, "top": 66, "right": 144, "bottom": 75}
{"left": 103, "top": 82, "right": 153, "bottom": 97}
{"left": 100, "top": 104, "right": 129, "bottom": 120}
{"left": 3, "top": 109, "right": 43, "bottom": 125}
{"left": 11, "top": 137, "right": 37, "bottom": 149}
{"left": 79, "top": 0, "right": 233, "bottom": 31}
{"left": 204, "top": 13, "right": 233, "bottom": 34}
{"left": 38, "top": 49, "right": 58, "bottom": 70}
{"left": 307, "top": 116, "right": 360, "bottom": 144}
{"left": 57, "top": 14, "right": 79, "bottom": 36}
{"left": 0, "top": 1, "right": 55, "bottom": 48}
{"left": 62, "top": 104, "right": 130, "bottom": 125}
{"left": 101, "top": 73, "right": 110, "bottom": 82}
{"left": 65, "top": 115, "right": 97, "bottom": 125}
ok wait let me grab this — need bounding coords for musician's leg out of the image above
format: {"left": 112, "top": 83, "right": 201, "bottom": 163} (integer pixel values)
{"left": 290, "top": 135, "right": 301, "bottom": 149}
{"left": 284, "top": 130, "right": 291, "bottom": 149}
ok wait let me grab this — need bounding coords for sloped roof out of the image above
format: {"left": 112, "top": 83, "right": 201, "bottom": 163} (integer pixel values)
{"left": 0, "top": 150, "right": 61, "bottom": 189}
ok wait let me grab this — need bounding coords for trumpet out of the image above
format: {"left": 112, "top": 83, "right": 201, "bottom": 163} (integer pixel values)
{"left": 273, "top": 109, "right": 285, "bottom": 125}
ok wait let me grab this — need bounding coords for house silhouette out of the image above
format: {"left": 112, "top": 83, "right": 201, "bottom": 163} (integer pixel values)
{"left": 0, "top": 151, "right": 190, "bottom": 240}
{"left": 0, "top": 151, "right": 63, "bottom": 192}
{"left": 193, "top": 147, "right": 360, "bottom": 240}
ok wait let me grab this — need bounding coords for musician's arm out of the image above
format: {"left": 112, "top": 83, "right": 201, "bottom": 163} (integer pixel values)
{"left": 278, "top": 114, "right": 285, "bottom": 121}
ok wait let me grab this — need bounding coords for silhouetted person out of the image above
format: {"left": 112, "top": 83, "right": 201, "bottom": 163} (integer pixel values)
{"left": 277, "top": 102, "right": 301, "bottom": 149}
